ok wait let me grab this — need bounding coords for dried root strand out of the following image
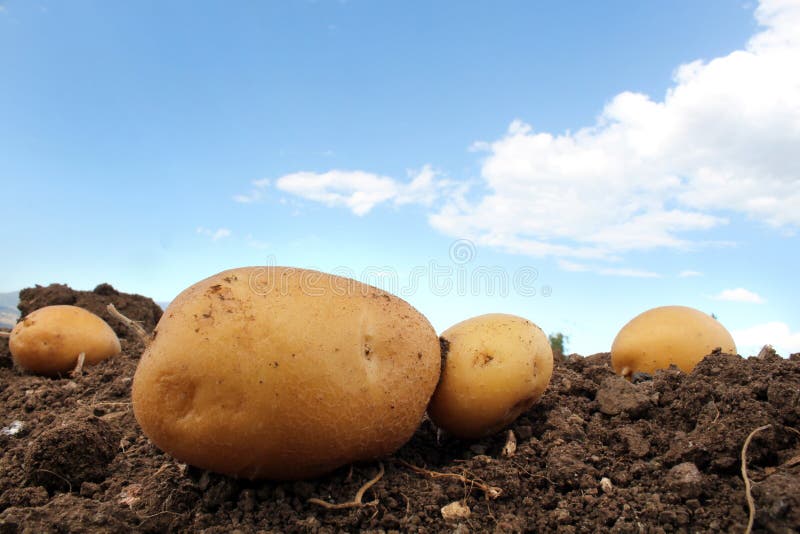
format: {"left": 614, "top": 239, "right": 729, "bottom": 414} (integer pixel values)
{"left": 0, "top": 331, "right": 10, "bottom": 338}
{"left": 741, "top": 424, "right": 771, "bottom": 534}
{"left": 397, "top": 459, "right": 503, "bottom": 500}
{"left": 308, "top": 462, "right": 385, "bottom": 510}
{"left": 106, "top": 303, "right": 151, "bottom": 344}
{"left": 140, "top": 510, "right": 182, "bottom": 519}
{"left": 71, "top": 352, "right": 86, "bottom": 377}
{"left": 36, "top": 469, "right": 72, "bottom": 492}
{"left": 501, "top": 430, "right": 517, "bottom": 458}
{"left": 781, "top": 455, "right": 800, "bottom": 469}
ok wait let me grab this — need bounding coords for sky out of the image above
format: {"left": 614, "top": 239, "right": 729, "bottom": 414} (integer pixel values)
{"left": 1, "top": 0, "right": 799, "bottom": 356}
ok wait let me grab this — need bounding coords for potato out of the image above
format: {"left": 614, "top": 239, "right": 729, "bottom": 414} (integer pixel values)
{"left": 611, "top": 305, "right": 737, "bottom": 377}
{"left": 9, "top": 305, "right": 121, "bottom": 376}
{"left": 132, "top": 266, "right": 441, "bottom": 480}
{"left": 427, "top": 313, "right": 554, "bottom": 440}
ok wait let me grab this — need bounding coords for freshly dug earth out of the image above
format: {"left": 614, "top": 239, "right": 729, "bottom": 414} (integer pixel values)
{"left": 1, "top": 285, "right": 799, "bottom": 533}
{"left": 16, "top": 283, "right": 163, "bottom": 341}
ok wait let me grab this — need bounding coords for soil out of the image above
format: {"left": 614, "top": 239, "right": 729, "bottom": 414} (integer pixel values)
{"left": 16, "top": 283, "right": 163, "bottom": 340}
{"left": 1, "top": 284, "right": 800, "bottom": 533}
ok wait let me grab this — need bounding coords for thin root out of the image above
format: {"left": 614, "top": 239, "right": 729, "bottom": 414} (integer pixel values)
{"left": 144, "top": 462, "right": 176, "bottom": 483}
{"left": 741, "top": 424, "right": 771, "bottom": 534}
{"left": 106, "top": 304, "right": 151, "bottom": 344}
{"left": 399, "top": 491, "right": 412, "bottom": 515}
{"left": 0, "top": 331, "right": 10, "bottom": 338}
{"left": 36, "top": 469, "right": 72, "bottom": 492}
{"left": 397, "top": 459, "right": 503, "bottom": 500}
{"left": 71, "top": 352, "right": 86, "bottom": 377}
{"left": 711, "top": 402, "right": 721, "bottom": 426}
{"left": 502, "top": 430, "right": 517, "bottom": 458}
{"left": 308, "top": 462, "right": 384, "bottom": 510}
{"left": 512, "top": 460, "right": 555, "bottom": 485}
{"left": 140, "top": 510, "right": 182, "bottom": 519}
{"left": 781, "top": 455, "right": 800, "bottom": 469}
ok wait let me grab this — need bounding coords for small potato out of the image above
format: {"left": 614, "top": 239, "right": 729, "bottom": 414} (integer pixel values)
{"left": 9, "top": 305, "right": 121, "bottom": 376}
{"left": 427, "top": 313, "right": 554, "bottom": 440}
{"left": 611, "top": 305, "right": 737, "bottom": 377}
{"left": 132, "top": 266, "right": 441, "bottom": 480}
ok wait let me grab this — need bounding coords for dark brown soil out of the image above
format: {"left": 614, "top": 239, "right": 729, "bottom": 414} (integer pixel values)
{"left": 1, "top": 284, "right": 799, "bottom": 533}
{"left": 17, "top": 283, "right": 163, "bottom": 340}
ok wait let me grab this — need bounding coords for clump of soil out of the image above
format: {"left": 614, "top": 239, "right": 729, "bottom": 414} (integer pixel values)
{"left": 25, "top": 416, "right": 120, "bottom": 493}
{"left": 17, "top": 283, "right": 162, "bottom": 339}
{"left": 1, "top": 285, "right": 799, "bottom": 532}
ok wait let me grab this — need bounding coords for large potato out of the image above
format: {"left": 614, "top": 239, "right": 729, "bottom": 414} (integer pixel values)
{"left": 132, "top": 266, "right": 441, "bottom": 480}
{"left": 427, "top": 313, "right": 554, "bottom": 439}
{"left": 9, "top": 305, "right": 121, "bottom": 376}
{"left": 611, "top": 305, "right": 737, "bottom": 377}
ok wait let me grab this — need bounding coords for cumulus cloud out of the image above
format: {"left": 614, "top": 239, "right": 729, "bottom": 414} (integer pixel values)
{"left": 273, "top": 165, "right": 448, "bottom": 216}
{"left": 235, "top": 0, "right": 799, "bottom": 273}
{"left": 275, "top": 170, "right": 398, "bottom": 216}
{"left": 733, "top": 321, "right": 800, "bottom": 356}
{"left": 711, "top": 288, "right": 766, "bottom": 303}
{"left": 394, "top": 165, "right": 444, "bottom": 206}
{"left": 428, "top": 0, "right": 800, "bottom": 260}
{"left": 196, "top": 227, "right": 232, "bottom": 241}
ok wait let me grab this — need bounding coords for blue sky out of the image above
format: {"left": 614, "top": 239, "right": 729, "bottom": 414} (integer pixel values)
{"left": 2, "top": 0, "right": 799, "bottom": 356}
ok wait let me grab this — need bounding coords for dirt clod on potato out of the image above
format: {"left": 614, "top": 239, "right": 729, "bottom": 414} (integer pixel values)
{"left": 1, "top": 284, "right": 800, "bottom": 532}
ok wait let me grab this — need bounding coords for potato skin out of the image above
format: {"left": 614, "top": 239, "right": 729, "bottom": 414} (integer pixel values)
{"left": 427, "top": 313, "right": 554, "bottom": 440}
{"left": 132, "top": 266, "right": 440, "bottom": 480}
{"left": 9, "top": 305, "right": 121, "bottom": 376}
{"left": 611, "top": 305, "right": 737, "bottom": 377}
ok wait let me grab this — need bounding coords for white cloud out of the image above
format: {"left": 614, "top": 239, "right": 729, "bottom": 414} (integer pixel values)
{"left": 275, "top": 170, "right": 398, "bottom": 216}
{"left": 196, "top": 227, "right": 232, "bottom": 241}
{"left": 733, "top": 321, "right": 800, "bottom": 356}
{"left": 711, "top": 288, "right": 766, "bottom": 303}
{"left": 238, "top": 0, "right": 800, "bottom": 274}
{"left": 597, "top": 267, "right": 661, "bottom": 278}
{"left": 427, "top": 0, "right": 800, "bottom": 261}
{"left": 273, "top": 165, "right": 449, "bottom": 216}
{"left": 233, "top": 192, "right": 261, "bottom": 203}
{"left": 395, "top": 165, "right": 446, "bottom": 207}
{"left": 233, "top": 178, "right": 270, "bottom": 204}
{"left": 679, "top": 270, "right": 703, "bottom": 278}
